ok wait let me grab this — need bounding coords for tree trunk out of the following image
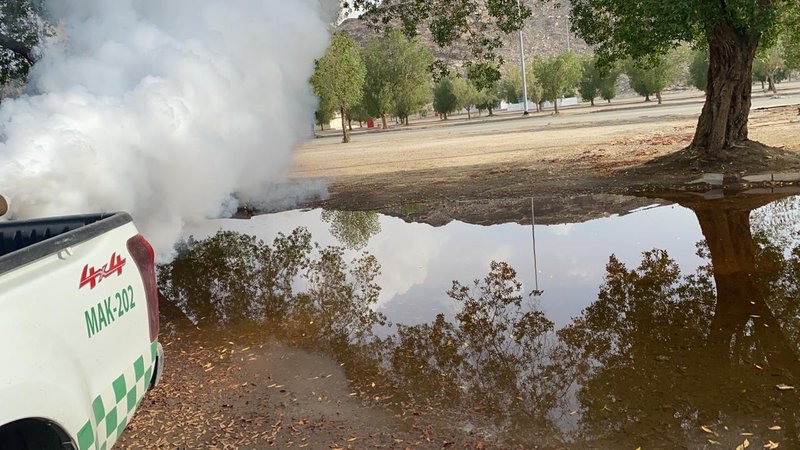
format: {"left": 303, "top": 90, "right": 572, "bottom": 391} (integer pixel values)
{"left": 645, "top": 94, "right": 651, "bottom": 102}
{"left": 488, "top": 106, "right": 494, "bottom": 116}
{"left": 689, "top": 197, "right": 800, "bottom": 379}
{"left": 553, "top": 99, "right": 559, "bottom": 114}
{"left": 656, "top": 92, "right": 662, "bottom": 104}
{"left": 760, "top": 80, "right": 766, "bottom": 91}
{"left": 690, "top": 21, "right": 760, "bottom": 156}
{"left": 590, "top": 98, "right": 595, "bottom": 106}
{"left": 467, "top": 108, "right": 471, "bottom": 119}
{"left": 340, "top": 108, "right": 350, "bottom": 143}
{"left": 607, "top": 98, "right": 611, "bottom": 104}
{"left": 347, "top": 116, "right": 353, "bottom": 131}
{"left": 381, "top": 114, "right": 388, "bottom": 130}
{"left": 768, "top": 75, "right": 777, "bottom": 94}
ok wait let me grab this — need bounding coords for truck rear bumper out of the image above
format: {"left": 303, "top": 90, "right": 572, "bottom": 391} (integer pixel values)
{"left": 149, "top": 342, "right": 165, "bottom": 390}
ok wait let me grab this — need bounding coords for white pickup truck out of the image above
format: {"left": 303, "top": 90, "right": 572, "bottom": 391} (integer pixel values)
{"left": 0, "top": 199, "right": 164, "bottom": 450}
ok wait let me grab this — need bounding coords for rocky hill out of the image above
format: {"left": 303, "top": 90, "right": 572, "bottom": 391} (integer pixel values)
{"left": 339, "top": 0, "right": 589, "bottom": 69}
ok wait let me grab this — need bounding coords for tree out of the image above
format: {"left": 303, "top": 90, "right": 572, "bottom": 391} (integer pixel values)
{"left": 755, "top": 41, "right": 788, "bottom": 94}
{"left": 475, "top": 87, "right": 501, "bottom": 116}
{"left": 688, "top": 49, "right": 709, "bottom": 92}
{"left": 534, "top": 52, "right": 582, "bottom": 114}
{"left": 451, "top": 76, "right": 480, "bottom": 119}
{"left": 578, "top": 56, "right": 620, "bottom": 106}
{"left": 348, "top": 101, "right": 369, "bottom": 129}
{"left": 525, "top": 63, "right": 545, "bottom": 111}
{"left": 347, "top": 0, "right": 532, "bottom": 85}
{"left": 314, "top": 95, "right": 335, "bottom": 131}
{"left": 311, "top": 31, "right": 366, "bottom": 144}
{"left": 560, "top": 192, "right": 800, "bottom": 446}
{"left": 498, "top": 67, "right": 522, "bottom": 104}
{"left": 598, "top": 71, "right": 619, "bottom": 104}
{"left": 363, "top": 29, "right": 434, "bottom": 129}
{"left": 321, "top": 210, "right": 382, "bottom": 250}
{"left": 433, "top": 77, "right": 458, "bottom": 119}
{"left": 571, "top": 0, "right": 800, "bottom": 157}
{"left": 0, "top": 1, "right": 48, "bottom": 87}
{"left": 625, "top": 57, "right": 675, "bottom": 104}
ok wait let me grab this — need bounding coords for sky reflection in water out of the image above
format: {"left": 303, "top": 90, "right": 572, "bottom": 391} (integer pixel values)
{"left": 192, "top": 202, "right": 705, "bottom": 329}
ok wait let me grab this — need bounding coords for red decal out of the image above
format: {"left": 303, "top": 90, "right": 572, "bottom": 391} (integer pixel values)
{"left": 80, "top": 252, "right": 127, "bottom": 289}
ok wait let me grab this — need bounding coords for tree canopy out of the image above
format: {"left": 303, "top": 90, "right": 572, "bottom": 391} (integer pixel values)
{"left": 311, "top": 31, "right": 367, "bottom": 143}
{"left": 624, "top": 56, "right": 677, "bottom": 104}
{"left": 451, "top": 76, "right": 480, "bottom": 119}
{"left": 578, "top": 55, "right": 619, "bottom": 106}
{"left": 362, "top": 29, "right": 434, "bottom": 128}
{"left": 534, "top": 52, "right": 581, "bottom": 114}
{"left": 433, "top": 76, "right": 458, "bottom": 119}
{"left": 0, "top": 0, "right": 46, "bottom": 86}
{"left": 345, "top": 0, "right": 531, "bottom": 85}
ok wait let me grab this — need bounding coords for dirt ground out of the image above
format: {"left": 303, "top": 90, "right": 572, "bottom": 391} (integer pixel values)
{"left": 117, "top": 312, "right": 497, "bottom": 450}
{"left": 119, "top": 100, "right": 800, "bottom": 449}
{"left": 292, "top": 102, "right": 800, "bottom": 225}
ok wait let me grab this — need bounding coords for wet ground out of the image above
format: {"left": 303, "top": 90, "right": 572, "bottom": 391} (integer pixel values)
{"left": 120, "top": 190, "right": 800, "bottom": 449}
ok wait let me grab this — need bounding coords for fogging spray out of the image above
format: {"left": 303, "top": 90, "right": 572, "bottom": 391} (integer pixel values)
{"left": 0, "top": 0, "right": 338, "bottom": 257}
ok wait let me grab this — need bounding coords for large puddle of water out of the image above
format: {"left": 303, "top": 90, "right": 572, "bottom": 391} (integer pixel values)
{"left": 163, "top": 190, "right": 800, "bottom": 448}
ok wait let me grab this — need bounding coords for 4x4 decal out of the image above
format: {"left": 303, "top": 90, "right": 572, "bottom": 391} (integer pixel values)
{"left": 80, "top": 252, "right": 126, "bottom": 289}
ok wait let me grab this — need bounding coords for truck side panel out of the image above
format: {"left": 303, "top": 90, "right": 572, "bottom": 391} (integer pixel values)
{"left": 0, "top": 221, "right": 157, "bottom": 449}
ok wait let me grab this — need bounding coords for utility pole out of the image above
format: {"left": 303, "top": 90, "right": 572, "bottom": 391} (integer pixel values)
{"left": 518, "top": 0, "right": 529, "bottom": 116}
{"left": 566, "top": 16, "right": 571, "bottom": 51}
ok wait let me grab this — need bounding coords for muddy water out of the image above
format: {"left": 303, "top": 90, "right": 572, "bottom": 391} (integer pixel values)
{"left": 163, "top": 191, "right": 800, "bottom": 448}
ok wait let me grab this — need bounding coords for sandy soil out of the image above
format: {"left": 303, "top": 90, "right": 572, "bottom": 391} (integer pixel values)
{"left": 117, "top": 314, "right": 494, "bottom": 449}
{"left": 289, "top": 103, "right": 800, "bottom": 224}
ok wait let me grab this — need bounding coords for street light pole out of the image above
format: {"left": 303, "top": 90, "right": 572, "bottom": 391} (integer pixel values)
{"left": 518, "top": 0, "right": 529, "bottom": 116}
{"left": 566, "top": 16, "right": 571, "bottom": 51}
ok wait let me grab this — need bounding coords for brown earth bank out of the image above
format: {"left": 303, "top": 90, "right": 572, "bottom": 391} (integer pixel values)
{"left": 291, "top": 104, "right": 800, "bottom": 227}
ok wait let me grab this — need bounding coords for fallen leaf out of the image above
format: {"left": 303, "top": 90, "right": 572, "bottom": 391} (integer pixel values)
{"left": 764, "top": 441, "right": 779, "bottom": 449}
{"left": 701, "top": 426, "right": 714, "bottom": 434}
{"left": 708, "top": 439, "right": 720, "bottom": 445}
{"left": 776, "top": 384, "right": 795, "bottom": 391}
{"left": 741, "top": 433, "right": 754, "bottom": 436}
{"left": 736, "top": 438, "right": 751, "bottom": 450}
{"left": 769, "top": 425, "right": 782, "bottom": 431}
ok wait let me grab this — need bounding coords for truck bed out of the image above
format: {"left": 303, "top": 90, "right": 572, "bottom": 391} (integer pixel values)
{"left": 0, "top": 213, "right": 133, "bottom": 275}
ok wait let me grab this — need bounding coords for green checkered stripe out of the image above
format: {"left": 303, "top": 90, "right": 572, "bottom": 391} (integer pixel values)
{"left": 76, "top": 341, "right": 159, "bottom": 450}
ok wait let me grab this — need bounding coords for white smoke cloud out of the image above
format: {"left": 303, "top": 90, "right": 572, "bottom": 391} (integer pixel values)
{"left": 0, "top": 0, "right": 337, "bottom": 257}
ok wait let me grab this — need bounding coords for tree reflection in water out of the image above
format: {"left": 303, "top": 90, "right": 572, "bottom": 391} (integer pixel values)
{"left": 321, "top": 210, "right": 382, "bottom": 250}
{"left": 158, "top": 193, "right": 800, "bottom": 447}
{"left": 560, "top": 192, "right": 800, "bottom": 448}
{"left": 159, "top": 228, "right": 386, "bottom": 349}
